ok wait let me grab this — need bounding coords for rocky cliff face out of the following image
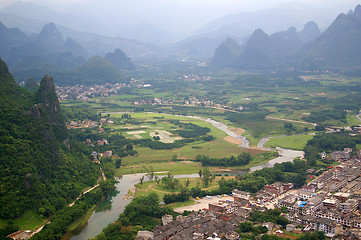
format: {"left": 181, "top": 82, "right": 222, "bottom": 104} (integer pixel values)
{"left": 36, "top": 22, "right": 64, "bottom": 51}
{"left": 0, "top": 58, "right": 98, "bottom": 219}
{"left": 33, "top": 74, "right": 67, "bottom": 141}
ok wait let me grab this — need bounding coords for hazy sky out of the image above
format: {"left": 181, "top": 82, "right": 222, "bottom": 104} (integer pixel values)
{"left": 1, "top": 0, "right": 358, "bottom": 12}
{"left": 0, "top": 0, "right": 359, "bottom": 38}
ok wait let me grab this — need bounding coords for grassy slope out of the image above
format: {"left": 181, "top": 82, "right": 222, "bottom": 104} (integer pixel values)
{"left": 264, "top": 134, "right": 314, "bottom": 151}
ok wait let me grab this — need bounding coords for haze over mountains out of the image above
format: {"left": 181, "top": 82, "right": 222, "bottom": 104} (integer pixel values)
{"left": 212, "top": 5, "right": 361, "bottom": 72}
{"left": 0, "top": 0, "right": 361, "bottom": 83}
{"left": 0, "top": 0, "right": 357, "bottom": 45}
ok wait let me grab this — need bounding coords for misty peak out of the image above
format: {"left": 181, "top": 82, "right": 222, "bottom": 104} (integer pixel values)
{"left": 247, "top": 29, "right": 271, "bottom": 47}
{"left": 211, "top": 37, "right": 241, "bottom": 67}
{"left": 37, "top": 23, "right": 64, "bottom": 51}
{"left": 224, "top": 37, "right": 240, "bottom": 45}
{"left": 302, "top": 21, "right": 320, "bottom": 33}
{"left": 286, "top": 27, "right": 297, "bottom": 34}
{"left": 353, "top": 5, "right": 361, "bottom": 20}
{"left": 298, "top": 21, "right": 321, "bottom": 43}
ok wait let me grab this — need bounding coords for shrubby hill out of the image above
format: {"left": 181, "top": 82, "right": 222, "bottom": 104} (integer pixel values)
{"left": 0, "top": 58, "right": 99, "bottom": 218}
{"left": 58, "top": 56, "right": 129, "bottom": 85}
{"left": 105, "top": 48, "right": 135, "bottom": 70}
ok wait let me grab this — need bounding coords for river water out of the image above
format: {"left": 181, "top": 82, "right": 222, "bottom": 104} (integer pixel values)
{"left": 68, "top": 173, "right": 200, "bottom": 240}
{"left": 185, "top": 116, "right": 250, "bottom": 148}
{"left": 249, "top": 147, "right": 304, "bottom": 172}
{"left": 68, "top": 174, "right": 142, "bottom": 240}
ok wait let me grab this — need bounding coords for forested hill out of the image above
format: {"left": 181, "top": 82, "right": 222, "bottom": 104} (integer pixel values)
{"left": 0, "top": 58, "right": 99, "bottom": 218}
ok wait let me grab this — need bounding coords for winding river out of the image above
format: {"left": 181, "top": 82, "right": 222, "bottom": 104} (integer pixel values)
{"left": 68, "top": 113, "right": 303, "bottom": 240}
{"left": 185, "top": 116, "right": 250, "bottom": 148}
{"left": 67, "top": 174, "right": 141, "bottom": 240}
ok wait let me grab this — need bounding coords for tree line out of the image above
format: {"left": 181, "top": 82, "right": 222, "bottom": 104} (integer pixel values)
{"left": 195, "top": 152, "right": 252, "bottom": 167}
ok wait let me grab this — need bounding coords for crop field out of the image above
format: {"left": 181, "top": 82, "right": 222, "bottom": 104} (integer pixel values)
{"left": 62, "top": 70, "right": 361, "bottom": 177}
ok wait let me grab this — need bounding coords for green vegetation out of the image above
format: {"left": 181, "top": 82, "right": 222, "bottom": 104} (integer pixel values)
{"left": 304, "top": 132, "right": 361, "bottom": 164}
{"left": 93, "top": 193, "right": 173, "bottom": 240}
{"left": 264, "top": 135, "right": 314, "bottom": 150}
{"left": 4, "top": 211, "right": 46, "bottom": 230}
{"left": 218, "top": 158, "right": 312, "bottom": 193}
{"left": 195, "top": 152, "right": 252, "bottom": 167}
{"left": 0, "top": 62, "right": 99, "bottom": 223}
{"left": 248, "top": 209, "right": 289, "bottom": 227}
{"left": 57, "top": 56, "right": 129, "bottom": 86}
{"left": 32, "top": 179, "right": 117, "bottom": 240}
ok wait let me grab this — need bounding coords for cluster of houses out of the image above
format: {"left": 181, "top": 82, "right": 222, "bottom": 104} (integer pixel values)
{"left": 136, "top": 156, "right": 361, "bottom": 239}
{"left": 320, "top": 148, "right": 355, "bottom": 162}
{"left": 67, "top": 119, "right": 99, "bottom": 129}
{"left": 254, "top": 182, "right": 294, "bottom": 204}
{"left": 277, "top": 158, "right": 361, "bottom": 238}
{"left": 56, "top": 83, "right": 128, "bottom": 101}
{"left": 181, "top": 75, "right": 212, "bottom": 82}
{"left": 138, "top": 205, "right": 252, "bottom": 240}
{"left": 132, "top": 97, "right": 215, "bottom": 108}
{"left": 56, "top": 79, "right": 149, "bottom": 101}
{"left": 136, "top": 185, "right": 292, "bottom": 240}
{"left": 132, "top": 96, "right": 243, "bottom": 113}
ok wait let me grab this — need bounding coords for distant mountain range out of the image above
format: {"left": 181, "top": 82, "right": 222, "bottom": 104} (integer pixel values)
{"left": 0, "top": 1, "right": 161, "bottom": 59}
{"left": 0, "top": 21, "right": 133, "bottom": 85}
{"left": 212, "top": 5, "right": 361, "bottom": 72}
{"left": 297, "top": 5, "right": 361, "bottom": 71}
{"left": 170, "top": 2, "right": 329, "bottom": 58}
{"left": 1, "top": 0, "right": 349, "bottom": 59}
{"left": 212, "top": 21, "right": 320, "bottom": 69}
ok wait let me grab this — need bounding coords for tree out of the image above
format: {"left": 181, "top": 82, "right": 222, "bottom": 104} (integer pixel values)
{"left": 198, "top": 170, "right": 203, "bottom": 177}
{"left": 147, "top": 167, "right": 154, "bottom": 181}
{"left": 185, "top": 179, "right": 191, "bottom": 188}
{"left": 139, "top": 176, "right": 144, "bottom": 185}
{"left": 155, "top": 176, "right": 160, "bottom": 184}
{"left": 190, "top": 187, "right": 202, "bottom": 198}
{"left": 126, "top": 144, "right": 133, "bottom": 151}
{"left": 115, "top": 158, "right": 122, "bottom": 168}
{"left": 202, "top": 168, "right": 211, "bottom": 187}
{"left": 237, "top": 221, "right": 254, "bottom": 233}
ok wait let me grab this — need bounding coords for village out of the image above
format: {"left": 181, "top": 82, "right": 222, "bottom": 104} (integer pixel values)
{"left": 134, "top": 149, "right": 361, "bottom": 240}
{"left": 56, "top": 76, "right": 243, "bottom": 112}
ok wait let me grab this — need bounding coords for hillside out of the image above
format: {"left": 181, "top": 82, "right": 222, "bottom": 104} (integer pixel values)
{"left": 0, "top": 58, "right": 98, "bottom": 219}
